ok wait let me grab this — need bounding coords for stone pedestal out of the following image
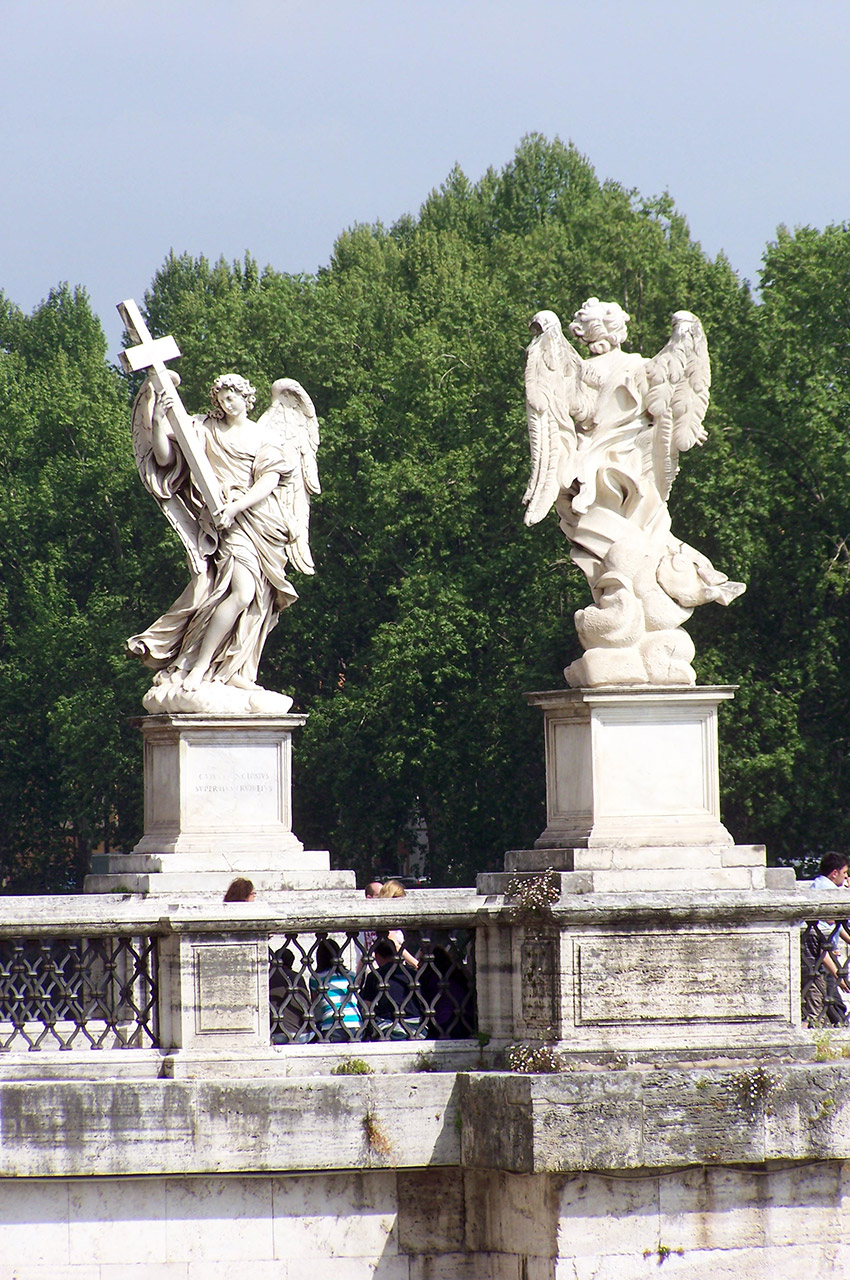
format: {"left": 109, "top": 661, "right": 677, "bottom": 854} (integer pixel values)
{"left": 481, "top": 686, "right": 784, "bottom": 893}
{"left": 85, "top": 714, "right": 353, "bottom": 895}
{"left": 473, "top": 893, "right": 807, "bottom": 1057}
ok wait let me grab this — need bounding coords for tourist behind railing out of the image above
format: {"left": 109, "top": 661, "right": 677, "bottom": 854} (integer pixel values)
{"left": 310, "top": 938, "right": 362, "bottom": 1041}
{"left": 377, "top": 880, "right": 419, "bottom": 969}
{"left": 802, "top": 851, "right": 850, "bottom": 1027}
{"left": 355, "top": 880, "right": 383, "bottom": 976}
{"left": 359, "top": 938, "right": 425, "bottom": 1039}
{"left": 223, "top": 878, "right": 255, "bottom": 902}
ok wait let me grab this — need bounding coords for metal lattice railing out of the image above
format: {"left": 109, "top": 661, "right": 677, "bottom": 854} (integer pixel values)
{"left": 269, "top": 927, "right": 476, "bottom": 1044}
{"left": 0, "top": 935, "right": 159, "bottom": 1050}
{"left": 801, "top": 920, "right": 850, "bottom": 1029}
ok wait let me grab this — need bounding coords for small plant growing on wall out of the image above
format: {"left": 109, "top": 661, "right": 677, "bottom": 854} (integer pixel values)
{"left": 506, "top": 869, "right": 560, "bottom": 918}
{"left": 728, "top": 1064, "right": 776, "bottom": 1122}
{"left": 363, "top": 1107, "right": 393, "bottom": 1157}
{"left": 506, "top": 1040, "right": 565, "bottom": 1073}
{"left": 331, "top": 1058, "right": 373, "bottom": 1076}
{"left": 643, "top": 1243, "right": 684, "bottom": 1266}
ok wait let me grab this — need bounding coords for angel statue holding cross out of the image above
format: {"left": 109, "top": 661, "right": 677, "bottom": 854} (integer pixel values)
{"left": 522, "top": 298, "right": 745, "bottom": 687}
{"left": 119, "top": 300, "right": 320, "bottom": 715}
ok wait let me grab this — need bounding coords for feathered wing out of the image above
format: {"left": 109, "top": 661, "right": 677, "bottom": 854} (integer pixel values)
{"left": 644, "top": 311, "right": 711, "bottom": 501}
{"left": 522, "top": 311, "right": 583, "bottom": 526}
{"left": 130, "top": 376, "right": 208, "bottom": 575}
{"left": 257, "top": 379, "right": 321, "bottom": 574}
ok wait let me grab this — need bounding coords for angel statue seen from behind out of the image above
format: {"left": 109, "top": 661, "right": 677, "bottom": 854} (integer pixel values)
{"left": 127, "top": 368, "right": 320, "bottom": 715}
{"left": 523, "top": 298, "right": 744, "bottom": 687}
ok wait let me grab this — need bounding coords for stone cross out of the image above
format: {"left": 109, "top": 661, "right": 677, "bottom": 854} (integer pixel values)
{"left": 117, "top": 298, "right": 224, "bottom": 519}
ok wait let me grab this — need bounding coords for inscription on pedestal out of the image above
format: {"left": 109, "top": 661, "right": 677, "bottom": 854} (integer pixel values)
{"left": 184, "top": 737, "right": 284, "bottom": 829}
{"left": 520, "top": 932, "right": 559, "bottom": 1034}
{"left": 575, "top": 932, "right": 791, "bottom": 1025}
{"left": 195, "top": 768, "right": 274, "bottom": 796}
{"left": 194, "top": 943, "right": 259, "bottom": 1033}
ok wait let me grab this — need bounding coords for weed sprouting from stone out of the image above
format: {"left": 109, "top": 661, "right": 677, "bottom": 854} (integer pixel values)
{"left": 331, "top": 1058, "right": 373, "bottom": 1076}
{"left": 506, "top": 869, "right": 560, "bottom": 916}
{"left": 728, "top": 1065, "right": 776, "bottom": 1122}
{"left": 643, "top": 1244, "right": 684, "bottom": 1266}
{"left": 363, "top": 1107, "right": 393, "bottom": 1157}
{"left": 506, "top": 1041, "right": 565, "bottom": 1073}
{"left": 814, "top": 1093, "right": 836, "bottom": 1122}
{"left": 812, "top": 1031, "right": 850, "bottom": 1062}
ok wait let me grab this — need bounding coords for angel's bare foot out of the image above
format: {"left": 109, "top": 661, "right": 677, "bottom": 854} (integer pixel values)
{"left": 227, "top": 674, "right": 260, "bottom": 691}
{"left": 182, "top": 664, "right": 209, "bottom": 692}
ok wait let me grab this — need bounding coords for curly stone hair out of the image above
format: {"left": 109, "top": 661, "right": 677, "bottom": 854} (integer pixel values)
{"left": 209, "top": 373, "right": 257, "bottom": 418}
{"left": 569, "top": 298, "right": 630, "bottom": 355}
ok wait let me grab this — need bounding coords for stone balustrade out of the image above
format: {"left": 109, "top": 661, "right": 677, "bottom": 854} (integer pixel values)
{"left": 2, "top": 884, "right": 850, "bottom": 1277}
{"left": 0, "top": 881, "right": 825, "bottom": 1080}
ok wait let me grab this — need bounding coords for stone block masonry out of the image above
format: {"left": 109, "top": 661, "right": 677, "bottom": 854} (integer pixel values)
{"left": 2, "top": 1160, "right": 850, "bottom": 1277}
{"left": 0, "top": 882, "right": 847, "bottom": 1275}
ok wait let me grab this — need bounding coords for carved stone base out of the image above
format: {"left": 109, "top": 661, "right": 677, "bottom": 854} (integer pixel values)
{"left": 473, "top": 892, "right": 806, "bottom": 1055}
{"left": 84, "top": 713, "right": 354, "bottom": 895}
{"left": 529, "top": 685, "right": 736, "bottom": 848}
{"left": 478, "top": 859, "right": 796, "bottom": 896}
{"left": 482, "top": 685, "right": 765, "bottom": 892}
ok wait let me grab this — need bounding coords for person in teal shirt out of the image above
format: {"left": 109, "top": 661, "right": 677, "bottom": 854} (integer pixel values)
{"left": 310, "top": 939, "right": 362, "bottom": 1041}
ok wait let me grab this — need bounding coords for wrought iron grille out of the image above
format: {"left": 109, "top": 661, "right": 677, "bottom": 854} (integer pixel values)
{"left": 269, "top": 927, "right": 476, "bottom": 1043}
{"left": 0, "top": 935, "right": 159, "bottom": 1050}
{"left": 801, "top": 921, "right": 850, "bottom": 1028}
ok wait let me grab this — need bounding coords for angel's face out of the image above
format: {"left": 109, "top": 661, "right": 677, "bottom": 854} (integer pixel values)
{"left": 216, "top": 387, "right": 248, "bottom": 418}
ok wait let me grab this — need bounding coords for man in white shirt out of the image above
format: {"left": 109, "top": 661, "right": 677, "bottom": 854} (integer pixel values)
{"left": 803, "top": 851, "right": 850, "bottom": 1026}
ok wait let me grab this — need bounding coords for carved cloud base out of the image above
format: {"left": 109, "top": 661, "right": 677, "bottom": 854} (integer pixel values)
{"left": 565, "top": 628, "right": 697, "bottom": 689}
{"left": 85, "top": 713, "right": 354, "bottom": 895}
{"left": 142, "top": 681, "right": 294, "bottom": 716}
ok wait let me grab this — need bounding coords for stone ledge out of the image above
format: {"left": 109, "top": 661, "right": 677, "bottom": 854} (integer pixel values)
{"left": 0, "top": 1073, "right": 460, "bottom": 1178}
{"left": 4, "top": 1059, "right": 850, "bottom": 1180}
{"left": 84, "top": 869, "right": 356, "bottom": 894}
{"left": 459, "top": 1060, "right": 850, "bottom": 1172}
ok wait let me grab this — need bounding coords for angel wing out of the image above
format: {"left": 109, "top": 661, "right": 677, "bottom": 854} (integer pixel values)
{"left": 257, "top": 378, "right": 321, "bottom": 575}
{"left": 130, "top": 374, "right": 210, "bottom": 576}
{"left": 644, "top": 311, "right": 711, "bottom": 501}
{"left": 522, "top": 310, "right": 585, "bottom": 526}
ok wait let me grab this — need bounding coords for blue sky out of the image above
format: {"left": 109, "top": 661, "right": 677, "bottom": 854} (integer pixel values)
{"left": 3, "top": 1, "right": 849, "bottom": 354}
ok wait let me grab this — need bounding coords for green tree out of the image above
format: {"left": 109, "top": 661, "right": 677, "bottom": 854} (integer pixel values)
{"left": 0, "top": 286, "right": 162, "bottom": 889}
{"left": 714, "top": 223, "right": 850, "bottom": 862}
{"left": 140, "top": 136, "right": 757, "bottom": 883}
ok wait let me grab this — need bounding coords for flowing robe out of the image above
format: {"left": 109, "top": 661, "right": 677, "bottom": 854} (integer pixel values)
{"left": 128, "top": 415, "right": 299, "bottom": 687}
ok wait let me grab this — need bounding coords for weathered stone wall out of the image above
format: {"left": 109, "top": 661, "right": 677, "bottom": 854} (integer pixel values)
{"left": 2, "top": 1161, "right": 849, "bottom": 1278}
{"left": 0, "top": 887, "right": 846, "bottom": 1275}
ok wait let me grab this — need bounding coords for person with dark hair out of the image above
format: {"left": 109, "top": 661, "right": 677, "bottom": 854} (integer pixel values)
{"left": 802, "top": 851, "right": 850, "bottom": 1026}
{"left": 355, "top": 880, "right": 384, "bottom": 975}
{"left": 223, "top": 878, "right": 255, "bottom": 902}
{"left": 360, "top": 938, "right": 424, "bottom": 1040}
{"left": 309, "top": 938, "right": 361, "bottom": 1041}
{"left": 813, "top": 851, "right": 850, "bottom": 886}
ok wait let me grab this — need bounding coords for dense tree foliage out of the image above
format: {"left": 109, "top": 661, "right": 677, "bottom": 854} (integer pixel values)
{"left": 2, "top": 136, "right": 849, "bottom": 888}
{"left": 0, "top": 286, "right": 164, "bottom": 888}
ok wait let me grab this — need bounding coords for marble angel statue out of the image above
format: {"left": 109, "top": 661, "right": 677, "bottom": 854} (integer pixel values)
{"left": 127, "top": 370, "right": 320, "bottom": 714}
{"left": 523, "top": 297, "right": 744, "bottom": 687}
